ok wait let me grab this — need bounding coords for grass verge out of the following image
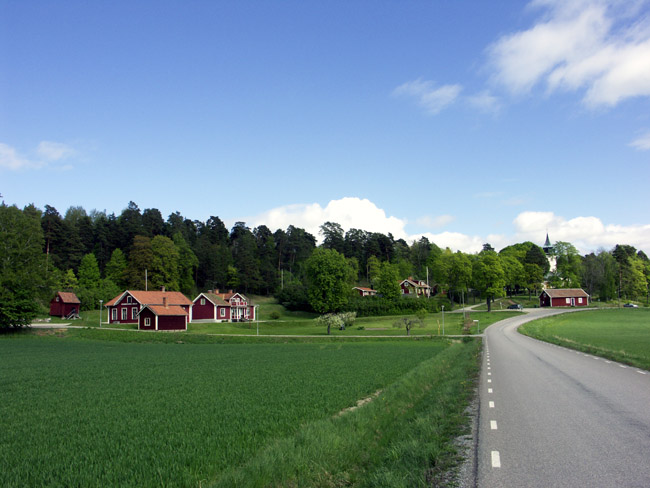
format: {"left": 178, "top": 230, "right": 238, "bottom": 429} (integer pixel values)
{"left": 519, "top": 308, "right": 650, "bottom": 370}
{"left": 211, "top": 338, "right": 481, "bottom": 487}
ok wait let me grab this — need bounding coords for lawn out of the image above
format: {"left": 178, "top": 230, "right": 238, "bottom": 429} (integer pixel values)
{"left": 519, "top": 308, "right": 650, "bottom": 370}
{"left": 0, "top": 331, "right": 480, "bottom": 487}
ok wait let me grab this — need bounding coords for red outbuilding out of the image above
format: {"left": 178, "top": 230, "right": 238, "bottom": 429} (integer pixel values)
{"left": 353, "top": 287, "right": 377, "bottom": 297}
{"left": 539, "top": 288, "right": 590, "bottom": 307}
{"left": 138, "top": 297, "right": 188, "bottom": 331}
{"left": 49, "top": 292, "right": 81, "bottom": 318}
{"left": 191, "top": 290, "right": 255, "bottom": 322}
{"left": 105, "top": 289, "right": 192, "bottom": 325}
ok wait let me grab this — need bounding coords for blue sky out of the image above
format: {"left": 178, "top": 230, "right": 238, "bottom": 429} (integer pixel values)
{"left": 2, "top": 0, "right": 650, "bottom": 254}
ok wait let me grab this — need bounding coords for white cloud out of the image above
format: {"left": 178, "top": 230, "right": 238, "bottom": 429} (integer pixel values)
{"left": 37, "top": 141, "right": 76, "bottom": 161}
{"left": 466, "top": 90, "right": 501, "bottom": 113}
{"left": 629, "top": 129, "right": 650, "bottom": 150}
{"left": 0, "top": 143, "right": 37, "bottom": 170}
{"left": 0, "top": 141, "right": 77, "bottom": 171}
{"left": 513, "top": 210, "right": 650, "bottom": 253}
{"left": 416, "top": 214, "right": 455, "bottom": 228}
{"left": 488, "top": 0, "right": 650, "bottom": 107}
{"left": 393, "top": 78, "right": 462, "bottom": 114}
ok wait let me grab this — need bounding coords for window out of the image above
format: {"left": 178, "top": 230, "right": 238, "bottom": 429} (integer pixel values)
{"left": 566, "top": 298, "right": 571, "bottom": 304}
{"left": 121, "top": 308, "right": 127, "bottom": 320}
{"left": 578, "top": 297, "right": 583, "bottom": 304}
{"left": 126, "top": 296, "right": 132, "bottom": 304}
{"left": 220, "top": 308, "right": 226, "bottom": 318}
{"left": 144, "top": 317, "right": 151, "bottom": 327}
{"left": 200, "top": 298, "right": 205, "bottom": 305}
{"left": 112, "top": 309, "right": 117, "bottom": 320}
{"left": 131, "top": 308, "right": 137, "bottom": 320}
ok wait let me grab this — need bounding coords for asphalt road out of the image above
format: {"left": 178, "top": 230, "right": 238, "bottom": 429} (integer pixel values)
{"left": 477, "top": 308, "right": 650, "bottom": 487}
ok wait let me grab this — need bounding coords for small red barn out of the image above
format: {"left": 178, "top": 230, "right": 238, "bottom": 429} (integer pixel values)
{"left": 539, "top": 288, "right": 589, "bottom": 307}
{"left": 191, "top": 290, "right": 255, "bottom": 322}
{"left": 105, "top": 290, "right": 191, "bottom": 324}
{"left": 49, "top": 292, "right": 81, "bottom": 318}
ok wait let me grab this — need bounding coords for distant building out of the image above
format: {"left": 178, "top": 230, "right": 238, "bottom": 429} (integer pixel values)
{"left": 138, "top": 296, "right": 189, "bottom": 331}
{"left": 353, "top": 287, "right": 377, "bottom": 297}
{"left": 543, "top": 232, "right": 557, "bottom": 273}
{"left": 191, "top": 290, "right": 255, "bottom": 322}
{"left": 49, "top": 291, "right": 81, "bottom": 318}
{"left": 105, "top": 289, "right": 192, "bottom": 325}
{"left": 399, "top": 277, "right": 431, "bottom": 297}
{"left": 539, "top": 288, "right": 589, "bottom": 307}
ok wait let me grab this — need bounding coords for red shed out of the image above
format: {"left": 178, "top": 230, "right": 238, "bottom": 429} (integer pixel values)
{"left": 49, "top": 292, "right": 81, "bottom": 318}
{"left": 539, "top": 288, "right": 590, "bottom": 307}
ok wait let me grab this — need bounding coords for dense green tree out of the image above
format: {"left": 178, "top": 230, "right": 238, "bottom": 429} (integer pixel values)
{"left": 524, "top": 263, "right": 544, "bottom": 299}
{"left": 255, "top": 225, "right": 278, "bottom": 294}
{"left": 0, "top": 205, "right": 44, "bottom": 327}
{"left": 376, "top": 261, "right": 401, "bottom": 299}
{"left": 524, "top": 244, "right": 551, "bottom": 275}
{"left": 150, "top": 235, "right": 180, "bottom": 291}
{"left": 76, "top": 253, "right": 102, "bottom": 311}
{"left": 173, "top": 233, "right": 198, "bottom": 296}
{"left": 231, "top": 222, "right": 261, "bottom": 293}
{"left": 41, "top": 205, "right": 67, "bottom": 272}
{"left": 125, "top": 235, "right": 153, "bottom": 289}
{"left": 116, "top": 201, "right": 143, "bottom": 251}
{"left": 550, "top": 241, "right": 582, "bottom": 288}
{"left": 105, "top": 248, "right": 128, "bottom": 289}
{"left": 142, "top": 208, "right": 165, "bottom": 237}
{"left": 472, "top": 251, "right": 505, "bottom": 312}
{"left": 501, "top": 255, "right": 525, "bottom": 296}
{"left": 304, "top": 248, "right": 351, "bottom": 314}
{"left": 320, "top": 221, "right": 345, "bottom": 254}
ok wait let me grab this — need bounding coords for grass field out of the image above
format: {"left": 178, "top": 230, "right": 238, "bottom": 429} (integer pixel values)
{"left": 0, "top": 331, "right": 480, "bottom": 487}
{"left": 519, "top": 308, "right": 650, "bottom": 370}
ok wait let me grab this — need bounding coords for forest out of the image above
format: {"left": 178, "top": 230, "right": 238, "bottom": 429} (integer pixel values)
{"left": 1, "top": 200, "right": 649, "bottom": 326}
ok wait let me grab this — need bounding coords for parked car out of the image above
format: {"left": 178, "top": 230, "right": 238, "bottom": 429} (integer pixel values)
{"left": 507, "top": 303, "right": 523, "bottom": 310}
{"left": 623, "top": 303, "right": 639, "bottom": 308}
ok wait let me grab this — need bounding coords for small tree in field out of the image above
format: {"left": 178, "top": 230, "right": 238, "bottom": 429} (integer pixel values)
{"left": 393, "top": 316, "right": 422, "bottom": 336}
{"left": 316, "top": 313, "right": 343, "bottom": 335}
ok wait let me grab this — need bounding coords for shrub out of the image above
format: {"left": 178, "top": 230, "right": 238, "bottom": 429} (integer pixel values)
{"left": 344, "top": 296, "right": 438, "bottom": 317}
{"left": 269, "top": 311, "right": 281, "bottom": 320}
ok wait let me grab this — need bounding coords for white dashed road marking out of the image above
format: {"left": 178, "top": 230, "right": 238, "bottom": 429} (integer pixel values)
{"left": 490, "top": 420, "right": 498, "bottom": 430}
{"left": 492, "top": 450, "right": 501, "bottom": 468}
{"left": 488, "top": 379, "right": 492, "bottom": 383}
{"left": 488, "top": 388, "right": 493, "bottom": 393}
{"left": 489, "top": 401, "right": 495, "bottom": 408}
{"left": 637, "top": 371, "right": 647, "bottom": 375}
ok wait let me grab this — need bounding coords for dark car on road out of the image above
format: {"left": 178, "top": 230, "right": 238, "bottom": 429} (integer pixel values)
{"left": 623, "top": 303, "right": 639, "bottom": 308}
{"left": 507, "top": 303, "right": 523, "bottom": 310}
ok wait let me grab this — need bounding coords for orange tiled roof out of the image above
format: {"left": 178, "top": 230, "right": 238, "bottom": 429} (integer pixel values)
{"left": 105, "top": 290, "right": 191, "bottom": 307}
{"left": 542, "top": 288, "right": 589, "bottom": 298}
{"left": 56, "top": 292, "right": 81, "bottom": 304}
{"left": 143, "top": 305, "right": 188, "bottom": 316}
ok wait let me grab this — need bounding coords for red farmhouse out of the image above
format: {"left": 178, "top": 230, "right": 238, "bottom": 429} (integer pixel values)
{"left": 191, "top": 290, "right": 255, "bottom": 322}
{"left": 105, "top": 289, "right": 191, "bottom": 325}
{"left": 399, "top": 277, "right": 431, "bottom": 297}
{"left": 539, "top": 288, "right": 590, "bottom": 307}
{"left": 49, "top": 292, "right": 81, "bottom": 318}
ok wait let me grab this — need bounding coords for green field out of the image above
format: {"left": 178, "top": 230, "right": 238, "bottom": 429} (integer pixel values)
{"left": 0, "top": 331, "right": 480, "bottom": 487}
{"left": 519, "top": 308, "right": 650, "bottom": 370}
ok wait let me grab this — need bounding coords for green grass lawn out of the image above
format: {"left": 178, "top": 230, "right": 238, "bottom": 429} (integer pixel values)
{"left": 519, "top": 308, "right": 650, "bottom": 370}
{"left": 0, "top": 331, "right": 480, "bottom": 487}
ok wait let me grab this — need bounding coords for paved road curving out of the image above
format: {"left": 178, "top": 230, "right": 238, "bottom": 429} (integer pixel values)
{"left": 477, "top": 308, "right": 650, "bottom": 487}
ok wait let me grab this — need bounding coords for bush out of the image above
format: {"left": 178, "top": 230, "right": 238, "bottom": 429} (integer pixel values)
{"left": 275, "top": 283, "right": 312, "bottom": 312}
{"left": 269, "top": 311, "right": 281, "bottom": 320}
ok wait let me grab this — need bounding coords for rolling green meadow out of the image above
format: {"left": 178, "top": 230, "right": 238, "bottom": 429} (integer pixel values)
{"left": 519, "top": 308, "right": 650, "bottom": 370}
{"left": 0, "top": 330, "right": 481, "bottom": 487}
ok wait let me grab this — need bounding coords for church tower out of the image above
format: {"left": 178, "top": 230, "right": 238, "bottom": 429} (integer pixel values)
{"left": 543, "top": 232, "right": 557, "bottom": 272}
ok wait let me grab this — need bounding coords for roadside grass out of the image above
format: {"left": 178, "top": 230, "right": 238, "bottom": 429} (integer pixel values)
{"left": 211, "top": 339, "right": 482, "bottom": 487}
{"left": 471, "top": 294, "right": 541, "bottom": 311}
{"left": 519, "top": 308, "right": 650, "bottom": 370}
{"left": 0, "top": 333, "right": 478, "bottom": 487}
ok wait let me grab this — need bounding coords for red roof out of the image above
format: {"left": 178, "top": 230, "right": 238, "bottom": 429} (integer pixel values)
{"left": 541, "top": 288, "right": 589, "bottom": 298}
{"left": 105, "top": 290, "right": 191, "bottom": 307}
{"left": 55, "top": 292, "right": 81, "bottom": 304}
{"left": 142, "top": 305, "right": 188, "bottom": 316}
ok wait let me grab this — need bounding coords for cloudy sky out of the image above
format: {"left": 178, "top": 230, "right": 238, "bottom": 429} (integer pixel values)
{"left": 2, "top": 0, "right": 649, "bottom": 254}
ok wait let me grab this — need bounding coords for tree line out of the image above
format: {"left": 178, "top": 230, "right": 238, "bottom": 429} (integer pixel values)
{"left": 1, "top": 200, "right": 649, "bottom": 327}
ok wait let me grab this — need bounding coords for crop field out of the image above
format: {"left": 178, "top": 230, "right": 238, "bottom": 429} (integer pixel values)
{"left": 0, "top": 332, "right": 478, "bottom": 487}
{"left": 519, "top": 308, "right": 650, "bottom": 370}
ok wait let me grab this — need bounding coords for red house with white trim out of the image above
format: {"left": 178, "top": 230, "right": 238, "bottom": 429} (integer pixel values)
{"left": 399, "top": 277, "right": 431, "bottom": 297}
{"left": 138, "top": 297, "right": 189, "bottom": 331}
{"left": 105, "top": 289, "right": 191, "bottom": 325}
{"left": 353, "top": 287, "right": 377, "bottom": 297}
{"left": 539, "top": 288, "right": 589, "bottom": 307}
{"left": 49, "top": 292, "right": 81, "bottom": 318}
{"left": 191, "top": 290, "right": 255, "bottom": 322}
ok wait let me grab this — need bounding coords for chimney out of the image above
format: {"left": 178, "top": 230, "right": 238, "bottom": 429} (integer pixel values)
{"left": 228, "top": 289, "right": 233, "bottom": 294}
{"left": 215, "top": 289, "right": 219, "bottom": 294}
{"left": 161, "top": 286, "right": 165, "bottom": 292}
{"left": 163, "top": 296, "right": 168, "bottom": 308}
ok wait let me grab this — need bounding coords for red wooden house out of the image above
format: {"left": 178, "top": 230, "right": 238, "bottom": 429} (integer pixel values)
{"left": 105, "top": 289, "right": 191, "bottom": 325}
{"left": 399, "top": 277, "right": 431, "bottom": 297}
{"left": 138, "top": 296, "right": 188, "bottom": 331}
{"left": 191, "top": 290, "right": 255, "bottom": 322}
{"left": 539, "top": 288, "right": 589, "bottom": 307}
{"left": 49, "top": 292, "right": 81, "bottom": 318}
{"left": 353, "top": 287, "right": 377, "bottom": 297}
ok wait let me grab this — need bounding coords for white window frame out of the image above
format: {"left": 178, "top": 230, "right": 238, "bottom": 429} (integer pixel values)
{"left": 578, "top": 297, "right": 583, "bottom": 304}
{"left": 131, "top": 308, "right": 137, "bottom": 320}
{"left": 112, "top": 308, "right": 117, "bottom": 321}
{"left": 200, "top": 298, "right": 205, "bottom": 305}
{"left": 126, "top": 295, "right": 132, "bottom": 304}
{"left": 220, "top": 308, "right": 226, "bottom": 318}
{"left": 566, "top": 298, "right": 571, "bottom": 304}
{"left": 121, "top": 308, "right": 127, "bottom": 320}
{"left": 144, "top": 317, "right": 151, "bottom": 327}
